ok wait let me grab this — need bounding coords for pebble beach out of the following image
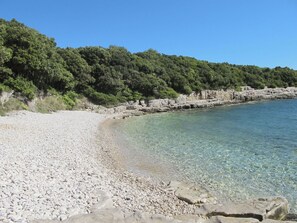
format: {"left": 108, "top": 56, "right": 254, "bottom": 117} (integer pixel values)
{"left": 0, "top": 111, "right": 197, "bottom": 223}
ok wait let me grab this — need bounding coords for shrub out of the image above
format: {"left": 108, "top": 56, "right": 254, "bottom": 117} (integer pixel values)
{"left": 0, "top": 84, "right": 11, "bottom": 93}
{"left": 89, "top": 91, "right": 118, "bottom": 106}
{"left": 4, "top": 77, "right": 37, "bottom": 100}
{"left": 62, "top": 91, "right": 78, "bottom": 109}
{"left": 72, "top": 96, "right": 89, "bottom": 110}
{"left": 35, "top": 96, "right": 66, "bottom": 113}
{"left": 84, "top": 87, "right": 119, "bottom": 106}
{"left": 235, "top": 86, "right": 242, "bottom": 92}
{"left": 0, "top": 98, "right": 28, "bottom": 116}
{"left": 183, "top": 85, "right": 193, "bottom": 95}
{"left": 159, "top": 87, "right": 179, "bottom": 99}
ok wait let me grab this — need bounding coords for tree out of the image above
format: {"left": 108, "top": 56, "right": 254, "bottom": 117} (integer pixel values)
{"left": 58, "top": 48, "right": 94, "bottom": 91}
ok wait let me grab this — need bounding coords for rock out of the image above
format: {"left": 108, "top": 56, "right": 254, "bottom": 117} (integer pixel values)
{"left": 203, "top": 197, "right": 289, "bottom": 221}
{"left": 174, "top": 214, "right": 209, "bottom": 223}
{"left": 31, "top": 220, "right": 60, "bottom": 223}
{"left": 209, "top": 216, "right": 259, "bottom": 223}
{"left": 167, "top": 181, "right": 217, "bottom": 205}
{"left": 125, "top": 211, "right": 182, "bottom": 223}
{"left": 262, "top": 219, "right": 297, "bottom": 223}
{"left": 286, "top": 213, "right": 297, "bottom": 221}
{"left": 33, "top": 208, "right": 204, "bottom": 223}
{"left": 0, "top": 91, "right": 14, "bottom": 105}
{"left": 113, "top": 106, "right": 127, "bottom": 113}
{"left": 59, "top": 215, "right": 68, "bottom": 221}
{"left": 89, "top": 190, "right": 114, "bottom": 212}
{"left": 66, "top": 208, "right": 127, "bottom": 223}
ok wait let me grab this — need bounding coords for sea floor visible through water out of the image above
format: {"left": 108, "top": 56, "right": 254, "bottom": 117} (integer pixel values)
{"left": 110, "top": 99, "right": 297, "bottom": 213}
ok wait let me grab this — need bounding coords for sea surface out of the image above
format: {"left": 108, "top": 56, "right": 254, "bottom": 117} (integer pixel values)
{"left": 111, "top": 99, "right": 297, "bottom": 213}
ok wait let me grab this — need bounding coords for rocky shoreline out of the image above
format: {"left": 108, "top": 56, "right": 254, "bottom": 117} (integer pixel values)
{"left": 0, "top": 87, "right": 297, "bottom": 223}
{"left": 94, "top": 87, "right": 297, "bottom": 116}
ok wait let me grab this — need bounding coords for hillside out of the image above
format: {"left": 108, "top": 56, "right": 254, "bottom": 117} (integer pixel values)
{"left": 1, "top": 18, "right": 297, "bottom": 108}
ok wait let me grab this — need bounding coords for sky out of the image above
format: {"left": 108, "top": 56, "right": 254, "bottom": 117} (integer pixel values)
{"left": 1, "top": 0, "right": 297, "bottom": 69}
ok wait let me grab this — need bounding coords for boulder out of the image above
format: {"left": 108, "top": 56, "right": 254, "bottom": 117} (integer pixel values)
{"left": 203, "top": 197, "right": 289, "bottom": 221}
{"left": 166, "top": 181, "right": 217, "bottom": 205}
{"left": 209, "top": 216, "right": 259, "bottom": 223}
{"left": 262, "top": 219, "right": 297, "bottom": 223}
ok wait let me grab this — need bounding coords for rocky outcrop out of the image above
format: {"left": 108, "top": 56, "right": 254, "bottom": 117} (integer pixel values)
{"left": 202, "top": 197, "right": 289, "bottom": 221}
{"left": 101, "top": 87, "right": 297, "bottom": 116}
{"left": 208, "top": 216, "right": 260, "bottom": 223}
{"left": 166, "top": 181, "right": 217, "bottom": 205}
{"left": 31, "top": 197, "right": 293, "bottom": 223}
{"left": 207, "top": 217, "right": 297, "bottom": 223}
{"left": 0, "top": 90, "right": 14, "bottom": 105}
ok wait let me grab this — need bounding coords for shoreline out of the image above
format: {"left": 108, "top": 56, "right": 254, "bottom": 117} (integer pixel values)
{"left": 0, "top": 111, "right": 201, "bottom": 223}
{"left": 91, "top": 87, "right": 297, "bottom": 120}
{"left": 0, "top": 89, "right": 296, "bottom": 222}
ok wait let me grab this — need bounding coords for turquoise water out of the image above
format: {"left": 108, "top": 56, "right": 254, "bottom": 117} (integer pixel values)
{"left": 112, "top": 99, "right": 297, "bottom": 213}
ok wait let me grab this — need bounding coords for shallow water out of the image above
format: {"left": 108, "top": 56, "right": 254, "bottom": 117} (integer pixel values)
{"left": 112, "top": 99, "right": 297, "bottom": 212}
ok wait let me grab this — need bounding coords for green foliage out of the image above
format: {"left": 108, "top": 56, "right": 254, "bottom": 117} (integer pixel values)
{"left": 57, "top": 48, "right": 94, "bottom": 90}
{"left": 0, "top": 83, "right": 10, "bottom": 93}
{"left": 183, "top": 85, "right": 193, "bottom": 95}
{"left": 0, "top": 18, "right": 297, "bottom": 107}
{"left": 62, "top": 91, "right": 78, "bottom": 109}
{"left": 4, "top": 76, "right": 37, "bottom": 100}
{"left": 2, "top": 19, "right": 75, "bottom": 91}
{"left": 35, "top": 96, "right": 66, "bottom": 113}
{"left": 84, "top": 87, "right": 118, "bottom": 106}
{"left": 0, "top": 98, "right": 28, "bottom": 116}
{"left": 159, "top": 87, "right": 179, "bottom": 99}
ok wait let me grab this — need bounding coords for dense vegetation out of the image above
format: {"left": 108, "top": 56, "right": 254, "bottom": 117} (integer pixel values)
{"left": 1, "top": 19, "right": 297, "bottom": 107}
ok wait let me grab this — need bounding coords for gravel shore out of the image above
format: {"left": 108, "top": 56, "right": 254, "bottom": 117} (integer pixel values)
{"left": 0, "top": 111, "right": 197, "bottom": 223}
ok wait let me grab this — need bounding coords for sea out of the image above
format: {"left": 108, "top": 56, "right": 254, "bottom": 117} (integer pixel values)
{"left": 111, "top": 99, "right": 297, "bottom": 213}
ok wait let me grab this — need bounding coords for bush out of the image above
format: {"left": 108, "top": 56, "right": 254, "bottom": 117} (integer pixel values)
{"left": 35, "top": 96, "right": 66, "bottom": 113}
{"left": 72, "top": 96, "right": 90, "bottom": 110}
{"left": 62, "top": 91, "right": 78, "bottom": 109}
{"left": 4, "top": 77, "right": 37, "bottom": 100}
{"left": 159, "top": 87, "right": 179, "bottom": 99}
{"left": 0, "top": 84, "right": 11, "bottom": 93}
{"left": 183, "top": 85, "right": 193, "bottom": 95}
{"left": 84, "top": 87, "right": 119, "bottom": 106}
{"left": 234, "top": 86, "right": 242, "bottom": 92}
{"left": 0, "top": 98, "right": 28, "bottom": 116}
{"left": 90, "top": 91, "right": 118, "bottom": 106}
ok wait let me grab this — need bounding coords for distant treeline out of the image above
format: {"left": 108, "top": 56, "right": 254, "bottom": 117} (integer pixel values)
{"left": 1, "top": 19, "right": 297, "bottom": 105}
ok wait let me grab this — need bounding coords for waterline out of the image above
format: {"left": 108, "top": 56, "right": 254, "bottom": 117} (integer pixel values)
{"left": 112, "top": 99, "right": 297, "bottom": 213}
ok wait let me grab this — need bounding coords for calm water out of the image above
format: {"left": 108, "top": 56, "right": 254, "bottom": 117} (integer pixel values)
{"left": 112, "top": 99, "right": 297, "bottom": 212}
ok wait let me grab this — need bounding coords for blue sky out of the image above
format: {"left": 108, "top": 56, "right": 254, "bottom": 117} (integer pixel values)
{"left": 2, "top": 0, "right": 297, "bottom": 69}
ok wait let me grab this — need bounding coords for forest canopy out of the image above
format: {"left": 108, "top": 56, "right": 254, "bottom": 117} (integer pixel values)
{"left": 1, "top": 18, "right": 297, "bottom": 105}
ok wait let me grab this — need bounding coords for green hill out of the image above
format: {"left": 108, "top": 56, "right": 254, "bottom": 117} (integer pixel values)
{"left": 1, "top": 18, "right": 297, "bottom": 107}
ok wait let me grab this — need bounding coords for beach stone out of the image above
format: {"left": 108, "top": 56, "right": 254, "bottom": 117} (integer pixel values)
{"left": 63, "top": 208, "right": 125, "bottom": 223}
{"left": 203, "top": 197, "right": 289, "bottom": 221}
{"left": 31, "top": 220, "right": 60, "bottom": 223}
{"left": 209, "top": 216, "right": 260, "bottom": 223}
{"left": 89, "top": 190, "right": 114, "bottom": 212}
{"left": 125, "top": 211, "right": 182, "bottom": 223}
{"left": 262, "top": 219, "right": 297, "bottom": 223}
{"left": 175, "top": 214, "right": 209, "bottom": 223}
{"left": 167, "top": 181, "right": 217, "bottom": 205}
{"left": 286, "top": 213, "right": 297, "bottom": 221}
